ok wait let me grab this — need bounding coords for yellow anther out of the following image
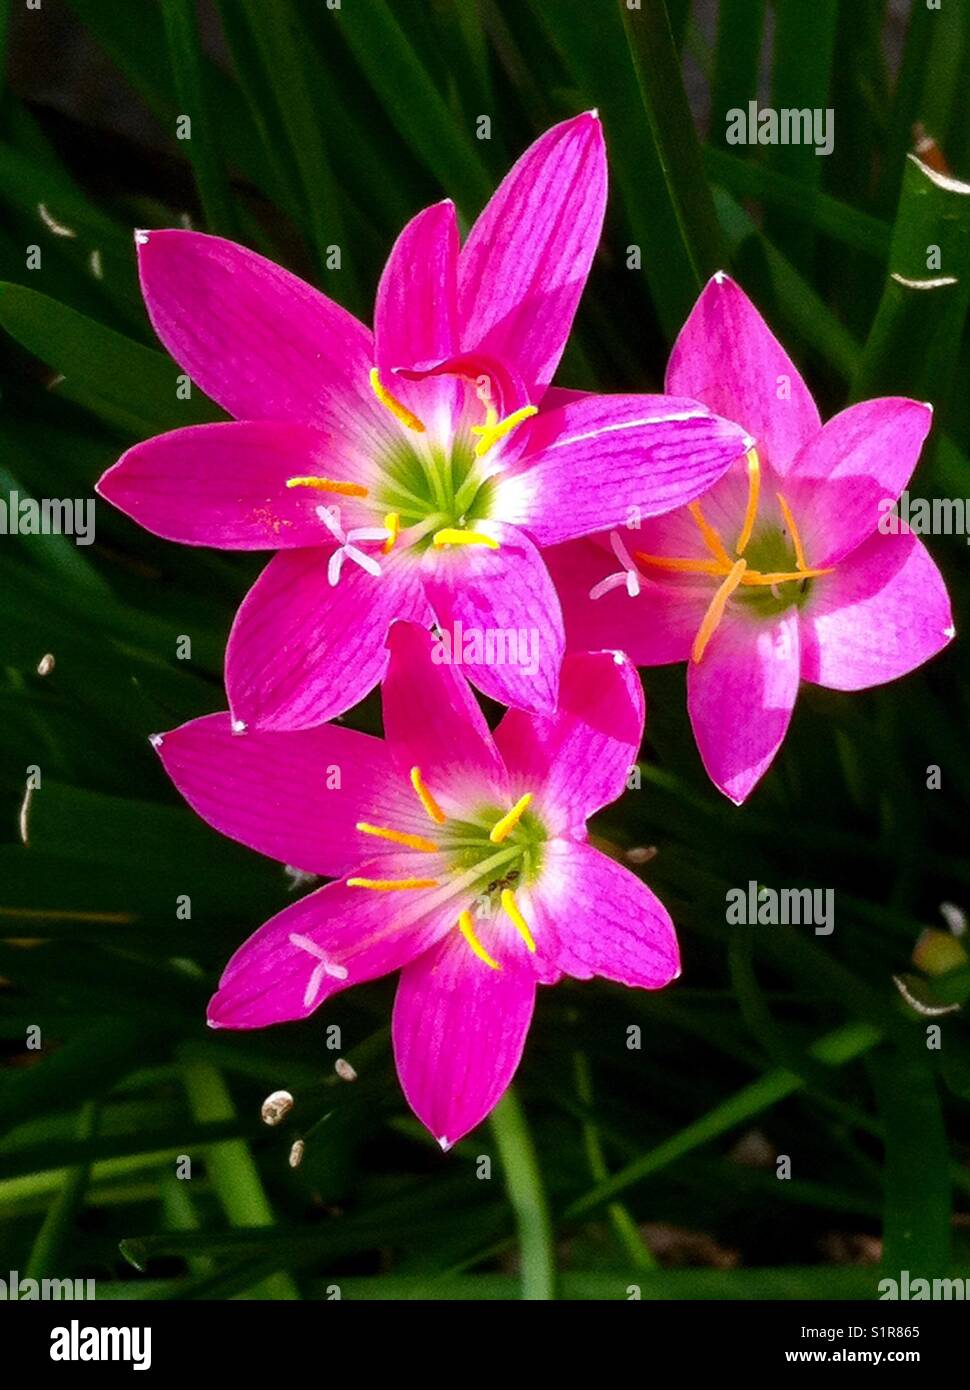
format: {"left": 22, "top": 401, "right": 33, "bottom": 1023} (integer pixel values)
{"left": 356, "top": 822, "right": 439, "bottom": 853}
{"left": 688, "top": 501, "right": 732, "bottom": 567}
{"left": 458, "top": 908, "right": 501, "bottom": 970}
{"left": 410, "top": 767, "right": 447, "bottom": 825}
{"left": 347, "top": 876, "right": 440, "bottom": 891}
{"left": 470, "top": 404, "right": 538, "bottom": 457}
{"left": 489, "top": 792, "right": 533, "bottom": 844}
{"left": 500, "top": 889, "right": 536, "bottom": 953}
{"left": 382, "top": 511, "right": 399, "bottom": 554}
{"left": 740, "top": 566, "right": 832, "bottom": 586}
{"left": 369, "top": 367, "right": 426, "bottom": 433}
{"left": 285, "top": 476, "right": 368, "bottom": 498}
{"left": 776, "top": 492, "right": 809, "bottom": 572}
{"left": 691, "top": 559, "right": 748, "bottom": 664}
{"left": 635, "top": 552, "right": 724, "bottom": 575}
{"left": 432, "top": 528, "right": 500, "bottom": 550}
{"left": 735, "top": 448, "right": 761, "bottom": 555}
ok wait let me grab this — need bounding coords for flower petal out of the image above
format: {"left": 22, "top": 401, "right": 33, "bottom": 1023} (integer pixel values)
{"left": 780, "top": 398, "right": 934, "bottom": 566}
{"left": 458, "top": 112, "right": 606, "bottom": 396}
{"left": 526, "top": 840, "right": 679, "bottom": 988}
{"left": 495, "top": 394, "right": 750, "bottom": 546}
{"left": 547, "top": 536, "right": 705, "bottom": 667}
{"left": 800, "top": 529, "right": 954, "bottom": 690}
{"left": 154, "top": 712, "right": 425, "bottom": 878}
{"left": 421, "top": 521, "right": 564, "bottom": 715}
{"left": 687, "top": 608, "right": 801, "bottom": 804}
{"left": 666, "top": 274, "right": 820, "bottom": 473}
{"left": 226, "top": 545, "right": 430, "bottom": 731}
{"left": 392, "top": 928, "right": 537, "bottom": 1148}
{"left": 136, "top": 229, "right": 382, "bottom": 440}
{"left": 494, "top": 649, "right": 644, "bottom": 832}
{"left": 382, "top": 619, "right": 507, "bottom": 812}
{"left": 374, "top": 200, "right": 461, "bottom": 428}
{"left": 208, "top": 868, "right": 454, "bottom": 1029}
{"left": 97, "top": 421, "right": 372, "bottom": 548}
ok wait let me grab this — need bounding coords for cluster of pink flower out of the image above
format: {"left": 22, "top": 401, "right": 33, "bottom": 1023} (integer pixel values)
{"left": 99, "top": 115, "right": 953, "bottom": 1147}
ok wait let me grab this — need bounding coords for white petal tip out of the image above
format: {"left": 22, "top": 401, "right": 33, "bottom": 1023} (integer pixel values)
{"left": 923, "top": 401, "right": 935, "bottom": 412}
{"left": 148, "top": 733, "right": 164, "bottom": 749}
{"left": 134, "top": 228, "right": 150, "bottom": 245}
{"left": 611, "top": 650, "right": 626, "bottom": 665}
{"left": 587, "top": 107, "right": 600, "bottom": 120}
{"left": 231, "top": 719, "right": 247, "bottom": 735}
{"left": 437, "top": 1135, "right": 452, "bottom": 1152}
{"left": 742, "top": 434, "right": 757, "bottom": 451}
{"left": 713, "top": 269, "right": 728, "bottom": 285}
{"left": 944, "top": 626, "right": 956, "bottom": 640}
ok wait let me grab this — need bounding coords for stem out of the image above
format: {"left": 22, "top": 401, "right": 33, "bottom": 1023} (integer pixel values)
{"left": 573, "top": 1052, "right": 656, "bottom": 1271}
{"left": 490, "top": 1087, "right": 556, "bottom": 1300}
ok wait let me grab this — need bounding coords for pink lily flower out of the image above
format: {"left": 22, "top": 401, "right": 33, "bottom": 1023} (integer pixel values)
{"left": 97, "top": 114, "right": 750, "bottom": 728}
{"left": 551, "top": 275, "right": 955, "bottom": 804}
{"left": 153, "top": 621, "right": 679, "bottom": 1148}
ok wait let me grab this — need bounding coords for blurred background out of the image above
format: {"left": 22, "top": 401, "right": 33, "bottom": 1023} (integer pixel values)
{"left": 0, "top": 0, "right": 969, "bottom": 1300}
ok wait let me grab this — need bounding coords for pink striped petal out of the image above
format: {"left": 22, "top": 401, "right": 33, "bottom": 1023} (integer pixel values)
{"left": 375, "top": 200, "right": 461, "bottom": 427}
{"left": 382, "top": 620, "right": 507, "bottom": 812}
{"left": 136, "top": 230, "right": 384, "bottom": 443}
{"left": 494, "top": 650, "right": 644, "bottom": 832}
{"left": 154, "top": 713, "right": 425, "bottom": 878}
{"left": 208, "top": 869, "right": 454, "bottom": 1029}
{"left": 666, "top": 274, "right": 820, "bottom": 473}
{"left": 226, "top": 545, "right": 430, "bottom": 731}
{"left": 779, "top": 398, "right": 933, "bottom": 566}
{"left": 495, "top": 395, "right": 750, "bottom": 546}
{"left": 547, "top": 537, "right": 705, "bottom": 667}
{"left": 421, "top": 521, "right": 564, "bottom": 715}
{"left": 527, "top": 840, "right": 679, "bottom": 988}
{"left": 97, "top": 422, "right": 372, "bottom": 549}
{"left": 458, "top": 113, "right": 606, "bottom": 396}
{"left": 392, "top": 928, "right": 537, "bottom": 1148}
{"left": 800, "top": 530, "right": 954, "bottom": 691}
{"left": 687, "top": 609, "right": 801, "bottom": 804}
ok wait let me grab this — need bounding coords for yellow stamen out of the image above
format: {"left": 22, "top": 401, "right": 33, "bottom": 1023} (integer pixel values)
{"left": 369, "top": 367, "right": 426, "bottom": 433}
{"left": 691, "top": 559, "right": 748, "bottom": 664}
{"left": 740, "top": 566, "right": 832, "bottom": 586}
{"left": 735, "top": 448, "right": 761, "bottom": 555}
{"left": 356, "top": 822, "right": 439, "bottom": 853}
{"left": 500, "top": 889, "right": 536, "bottom": 953}
{"left": 410, "top": 766, "right": 446, "bottom": 825}
{"left": 458, "top": 908, "right": 501, "bottom": 970}
{"left": 470, "top": 404, "right": 538, "bottom": 457}
{"left": 635, "top": 552, "right": 724, "bottom": 575}
{"left": 776, "top": 492, "right": 809, "bottom": 572}
{"left": 285, "top": 476, "right": 368, "bottom": 498}
{"left": 489, "top": 792, "right": 533, "bottom": 844}
{"left": 382, "top": 511, "right": 399, "bottom": 554}
{"left": 347, "top": 876, "right": 439, "bottom": 891}
{"left": 432, "top": 528, "right": 499, "bottom": 550}
{"left": 688, "top": 501, "right": 732, "bottom": 567}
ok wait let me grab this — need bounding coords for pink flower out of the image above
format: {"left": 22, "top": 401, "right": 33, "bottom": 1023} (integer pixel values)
{"left": 551, "top": 274, "right": 955, "bottom": 804}
{"left": 154, "top": 621, "right": 679, "bottom": 1148}
{"left": 97, "top": 115, "right": 749, "bottom": 728}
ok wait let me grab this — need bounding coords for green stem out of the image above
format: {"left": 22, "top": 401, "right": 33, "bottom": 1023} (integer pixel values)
{"left": 24, "top": 1100, "right": 98, "bottom": 1281}
{"left": 182, "top": 1060, "right": 298, "bottom": 1299}
{"left": 490, "top": 1087, "right": 556, "bottom": 1300}
{"left": 573, "top": 1053, "right": 656, "bottom": 1270}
